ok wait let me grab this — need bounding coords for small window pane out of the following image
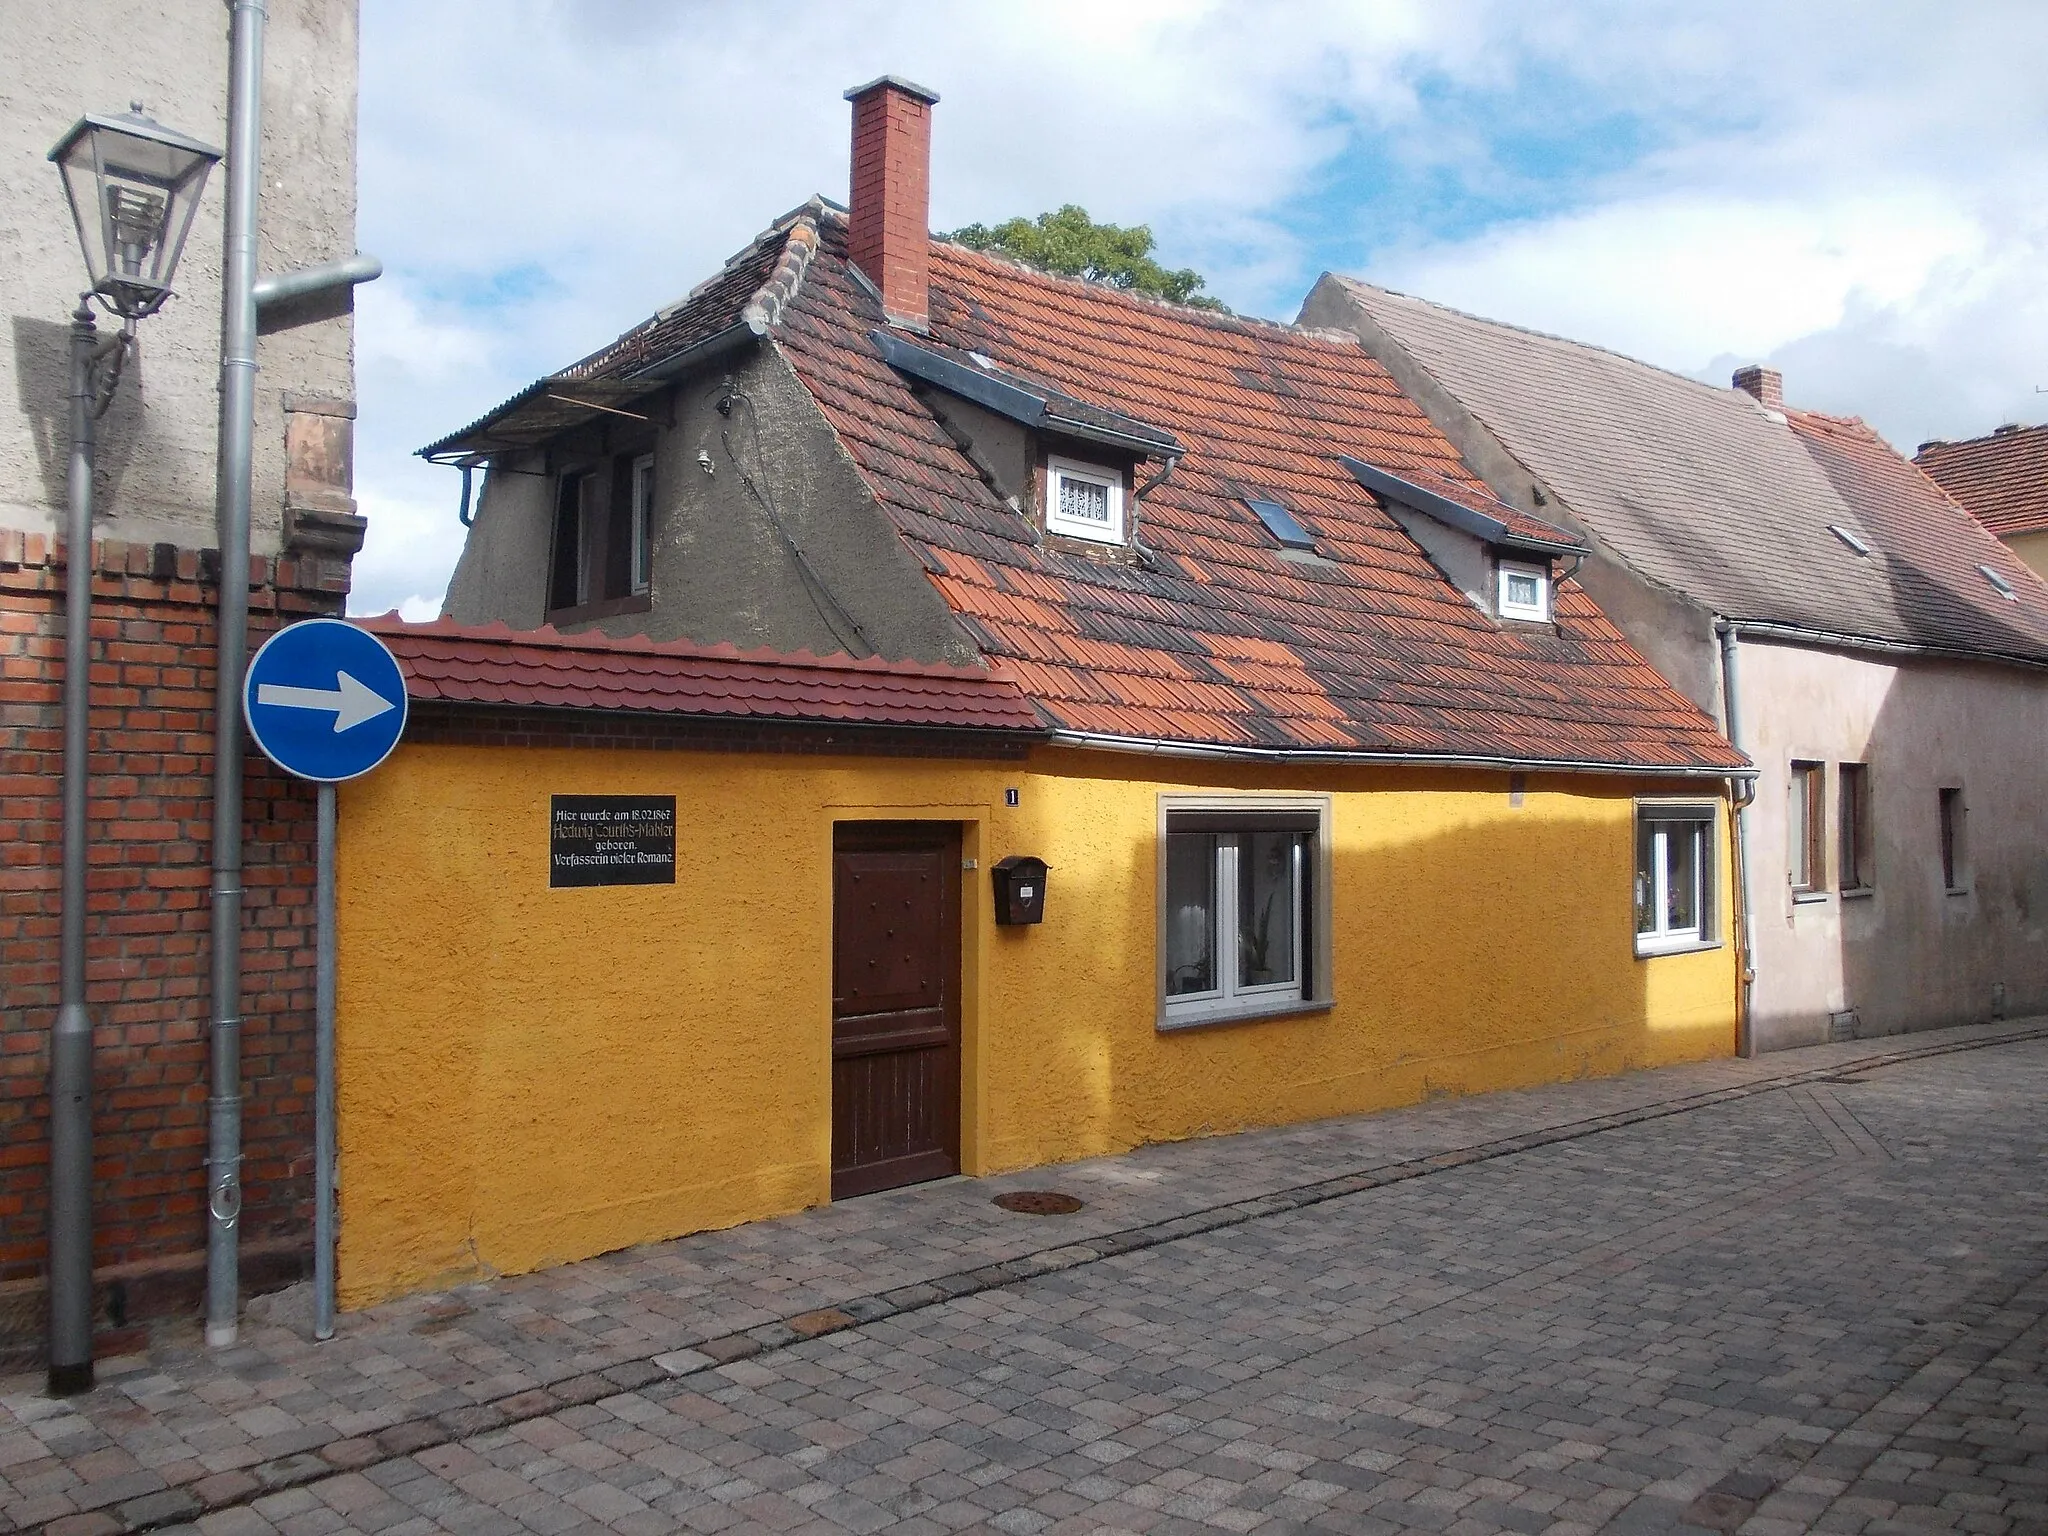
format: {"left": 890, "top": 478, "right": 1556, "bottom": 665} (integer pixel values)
{"left": 1165, "top": 832, "right": 1217, "bottom": 996}
{"left": 1635, "top": 819, "right": 1657, "bottom": 935}
{"left": 1506, "top": 572, "right": 1541, "bottom": 608}
{"left": 1058, "top": 473, "right": 1111, "bottom": 527}
{"left": 1662, "top": 822, "right": 1699, "bottom": 934}
{"left": 1237, "top": 832, "right": 1299, "bottom": 987}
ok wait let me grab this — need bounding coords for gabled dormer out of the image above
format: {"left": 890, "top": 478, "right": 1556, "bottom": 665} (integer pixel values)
{"left": 872, "top": 329, "right": 1181, "bottom": 560}
{"left": 1340, "top": 455, "right": 1585, "bottom": 625}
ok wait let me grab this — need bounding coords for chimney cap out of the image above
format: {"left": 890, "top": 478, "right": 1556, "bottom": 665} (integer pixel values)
{"left": 844, "top": 75, "right": 940, "bottom": 106}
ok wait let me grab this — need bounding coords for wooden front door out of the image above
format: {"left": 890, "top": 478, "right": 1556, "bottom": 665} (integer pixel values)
{"left": 831, "top": 822, "right": 962, "bottom": 1199}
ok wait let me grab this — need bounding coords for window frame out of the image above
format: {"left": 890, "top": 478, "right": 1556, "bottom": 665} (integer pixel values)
{"left": 547, "top": 468, "right": 591, "bottom": 614}
{"left": 1044, "top": 454, "right": 1127, "bottom": 545}
{"left": 1496, "top": 559, "right": 1550, "bottom": 622}
{"left": 629, "top": 452, "right": 655, "bottom": 596}
{"left": 1788, "top": 759, "right": 1825, "bottom": 898}
{"left": 1156, "top": 794, "right": 1333, "bottom": 1031}
{"left": 1838, "top": 762, "right": 1873, "bottom": 895}
{"left": 1633, "top": 799, "right": 1720, "bottom": 958}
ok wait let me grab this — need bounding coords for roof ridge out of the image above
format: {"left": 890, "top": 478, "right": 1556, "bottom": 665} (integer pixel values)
{"left": 742, "top": 201, "right": 823, "bottom": 330}
{"left": 1333, "top": 274, "right": 1758, "bottom": 408}
{"left": 359, "top": 613, "right": 1007, "bottom": 683}
{"left": 892, "top": 216, "right": 1354, "bottom": 349}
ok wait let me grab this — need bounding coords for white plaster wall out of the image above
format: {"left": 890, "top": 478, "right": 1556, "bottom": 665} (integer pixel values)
{"left": 1738, "top": 637, "right": 2048, "bottom": 1049}
{"left": 0, "top": 0, "right": 358, "bottom": 553}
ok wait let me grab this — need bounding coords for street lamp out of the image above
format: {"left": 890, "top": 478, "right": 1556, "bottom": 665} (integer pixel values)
{"left": 50, "top": 103, "right": 221, "bottom": 322}
{"left": 43, "top": 104, "right": 219, "bottom": 1398}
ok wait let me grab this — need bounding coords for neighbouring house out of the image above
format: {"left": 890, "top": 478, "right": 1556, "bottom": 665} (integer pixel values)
{"left": 1917, "top": 422, "right": 2048, "bottom": 582}
{"left": 361, "top": 77, "right": 1749, "bottom": 1306}
{"left": 0, "top": 1, "right": 364, "bottom": 1364}
{"left": 1302, "top": 277, "right": 2048, "bottom": 1052}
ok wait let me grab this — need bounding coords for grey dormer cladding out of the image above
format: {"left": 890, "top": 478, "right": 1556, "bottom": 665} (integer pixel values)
{"left": 1339, "top": 457, "right": 1584, "bottom": 557}
{"left": 870, "top": 329, "right": 1182, "bottom": 461}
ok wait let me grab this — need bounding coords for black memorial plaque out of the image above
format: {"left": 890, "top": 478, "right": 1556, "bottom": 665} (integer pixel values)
{"left": 550, "top": 795, "right": 676, "bottom": 887}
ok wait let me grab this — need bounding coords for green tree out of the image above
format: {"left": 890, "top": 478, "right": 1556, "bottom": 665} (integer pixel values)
{"left": 948, "top": 205, "right": 1227, "bottom": 311}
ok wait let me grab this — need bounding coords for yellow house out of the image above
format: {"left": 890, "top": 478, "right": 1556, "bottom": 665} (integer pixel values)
{"left": 336, "top": 622, "right": 1744, "bottom": 1308}
{"left": 358, "top": 79, "right": 1753, "bottom": 1307}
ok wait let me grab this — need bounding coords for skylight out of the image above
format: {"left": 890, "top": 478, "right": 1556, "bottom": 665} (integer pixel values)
{"left": 1981, "top": 564, "right": 2020, "bottom": 601}
{"left": 1247, "top": 497, "right": 1315, "bottom": 550}
{"left": 1828, "top": 524, "right": 1872, "bottom": 556}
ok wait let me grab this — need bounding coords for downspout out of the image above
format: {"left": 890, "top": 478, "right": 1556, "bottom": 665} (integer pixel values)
{"left": 1718, "top": 619, "right": 1758, "bottom": 1058}
{"left": 205, "top": 0, "right": 266, "bottom": 1349}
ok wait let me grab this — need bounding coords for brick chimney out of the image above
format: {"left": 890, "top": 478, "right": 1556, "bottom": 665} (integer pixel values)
{"left": 845, "top": 75, "right": 940, "bottom": 330}
{"left": 1732, "top": 365, "right": 1784, "bottom": 410}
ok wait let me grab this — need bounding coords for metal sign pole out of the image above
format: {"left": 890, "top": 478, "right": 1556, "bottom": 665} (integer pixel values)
{"left": 314, "top": 782, "right": 336, "bottom": 1340}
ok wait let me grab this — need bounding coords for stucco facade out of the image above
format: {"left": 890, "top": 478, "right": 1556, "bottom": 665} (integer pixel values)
{"left": 0, "top": 0, "right": 359, "bottom": 551}
{"left": 336, "top": 740, "right": 1736, "bottom": 1306}
{"left": 1736, "top": 637, "right": 2048, "bottom": 1049}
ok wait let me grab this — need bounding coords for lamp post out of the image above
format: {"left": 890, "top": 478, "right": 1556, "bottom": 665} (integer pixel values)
{"left": 44, "top": 104, "right": 219, "bottom": 1397}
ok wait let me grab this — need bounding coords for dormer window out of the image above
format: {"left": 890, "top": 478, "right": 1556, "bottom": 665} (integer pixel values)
{"left": 1498, "top": 560, "right": 1550, "bottom": 622}
{"left": 1046, "top": 455, "right": 1125, "bottom": 544}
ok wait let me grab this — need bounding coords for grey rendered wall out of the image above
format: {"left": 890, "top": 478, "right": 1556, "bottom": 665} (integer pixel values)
{"left": 447, "top": 342, "right": 975, "bottom": 665}
{"left": 0, "top": 0, "right": 358, "bottom": 553}
{"left": 1738, "top": 637, "right": 2048, "bottom": 1049}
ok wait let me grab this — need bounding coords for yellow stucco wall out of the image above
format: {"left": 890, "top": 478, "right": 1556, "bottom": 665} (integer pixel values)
{"left": 2006, "top": 530, "right": 2048, "bottom": 585}
{"left": 335, "top": 743, "right": 1736, "bottom": 1306}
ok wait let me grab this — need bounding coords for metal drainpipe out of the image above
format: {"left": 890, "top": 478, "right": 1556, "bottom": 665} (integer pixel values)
{"left": 47, "top": 300, "right": 103, "bottom": 1395}
{"left": 1718, "top": 620, "right": 1758, "bottom": 1058}
{"left": 205, "top": 0, "right": 267, "bottom": 1349}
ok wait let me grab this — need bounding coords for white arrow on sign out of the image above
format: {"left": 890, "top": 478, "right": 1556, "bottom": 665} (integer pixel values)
{"left": 256, "top": 671, "right": 397, "bottom": 733}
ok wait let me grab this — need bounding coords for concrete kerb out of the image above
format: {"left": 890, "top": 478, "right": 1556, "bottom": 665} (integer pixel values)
{"left": 34, "top": 1018, "right": 2048, "bottom": 1536}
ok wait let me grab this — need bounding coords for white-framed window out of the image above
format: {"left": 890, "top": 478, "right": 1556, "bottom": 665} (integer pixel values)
{"left": 629, "top": 452, "right": 655, "bottom": 595}
{"left": 1634, "top": 801, "right": 1718, "bottom": 956}
{"left": 1497, "top": 559, "right": 1550, "bottom": 621}
{"left": 1159, "top": 797, "right": 1332, "bottom": 1028}
{"left": 1045, "top": 455, "right": 1126, "bottom": 544}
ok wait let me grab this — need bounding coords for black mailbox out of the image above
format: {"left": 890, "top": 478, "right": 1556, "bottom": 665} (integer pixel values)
{"left": 991, "top": 855, "right": 1049, "bottom": 925}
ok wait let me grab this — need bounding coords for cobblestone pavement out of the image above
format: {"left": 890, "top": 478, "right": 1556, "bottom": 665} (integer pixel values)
{"left": 3, "top": 1020, "right": 2045, "bottom": 1535}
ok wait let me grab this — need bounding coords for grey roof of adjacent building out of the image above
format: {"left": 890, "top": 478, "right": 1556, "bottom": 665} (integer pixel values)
{"left": 1324, "top": 277, "right": 2048, "bottom": 665}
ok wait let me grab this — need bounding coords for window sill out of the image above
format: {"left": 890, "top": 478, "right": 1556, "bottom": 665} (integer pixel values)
{"left": 1947, "top": 886, "right": 1972, "bottom": 898}
{"left": 1634, "top": 935, "right": 1722, "bottom": 959}
{"left": 546, "top": 593, "right": 652, "bottom": 626}
{"left": 1158, "top": 998, "right": 1333, "bottom": 1034}
{"left": 1840, "top": 886, "right": 1876, "bottom": 901}
{"left": 1791, "top": 889, "right": 1830, "bottom": 905}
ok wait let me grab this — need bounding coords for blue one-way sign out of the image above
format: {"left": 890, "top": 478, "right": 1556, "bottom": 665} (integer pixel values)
{"left": 243, "top": 618, "right": 407, "bottom": 782}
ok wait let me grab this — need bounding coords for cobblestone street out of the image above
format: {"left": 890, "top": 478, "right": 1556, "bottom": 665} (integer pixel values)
{"left": 4, "top": 1021, "right": 2045, "bottom": 1536}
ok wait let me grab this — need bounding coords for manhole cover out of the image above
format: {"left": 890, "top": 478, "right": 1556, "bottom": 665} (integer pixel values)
{"left": 994, "top": 1190, "right": 1084, "bottom": 1215}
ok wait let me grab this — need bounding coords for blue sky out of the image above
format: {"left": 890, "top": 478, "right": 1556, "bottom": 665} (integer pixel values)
{"left": 349, "top": 0, "right": 2048, "bottom": 617}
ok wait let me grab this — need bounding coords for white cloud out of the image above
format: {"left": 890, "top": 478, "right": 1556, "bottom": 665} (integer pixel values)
{"left": 350, "top": 0, "right": 2048, "bottom": 610}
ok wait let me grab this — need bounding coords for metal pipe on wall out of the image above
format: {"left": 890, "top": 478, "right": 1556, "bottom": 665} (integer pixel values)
{"left": 205, "top": 0, "right": 268, "bottom": 1349}
{"left": 1718, "top": 619, "right": 1758, "bottom": 1058}
{"left": 47, "top": 301, "right": 103, "bottom": 1396}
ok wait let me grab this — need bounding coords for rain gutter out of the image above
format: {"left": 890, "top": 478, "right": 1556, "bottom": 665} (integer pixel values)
{"left": 1048, "top": 729, "right": 1754, "bottom": 781}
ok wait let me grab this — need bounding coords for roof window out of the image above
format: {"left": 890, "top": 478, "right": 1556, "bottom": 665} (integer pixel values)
{"left": 1828, "top": 524, "right": 1872, "bottom": 556}
{"left": 1046, "top": 455, "right": 1125, "bottom": 545}
{"left": 1981, "top": 564, "right": 2019, "bottom": 601}
{"left": 1497, "top": 560, "right": 1550, "bottom": 623}
{"left": 1247, "top": 497, "right": 1315, "bottom": 550}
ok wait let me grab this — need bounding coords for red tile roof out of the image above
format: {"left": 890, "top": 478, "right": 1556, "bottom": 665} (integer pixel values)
{"left": 772, "top": 213, "right": 1741, "bottom": 771}
{"left": 1916, "top": 424, "right": 2048, "bottom": 539}
{"left": 1788, "top": 411, "right": 2048, "bottom": 654}
{"left": 359, "top": 616, "right": 1047, "bottom": 734}
{"left": 423, "top": 204, "right": 1746, "bottom": 774}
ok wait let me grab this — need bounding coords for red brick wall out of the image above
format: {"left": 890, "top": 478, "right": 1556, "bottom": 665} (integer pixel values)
{"left": 0, "top": 530, "right": 347, "bottom": 1363}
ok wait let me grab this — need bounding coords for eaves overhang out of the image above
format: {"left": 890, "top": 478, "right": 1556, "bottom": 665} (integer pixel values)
{"left": 1340, "top": 455, "right": 1585, "bottom": 557}
{"left": 1050, "top": 728, "right": 1753, "bottom": 780}
{"left": 418, "top": 317, "right": 766, "bottom": 463}
{"left": 871, "top": 328, "right": 1183, "bottom": 461}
